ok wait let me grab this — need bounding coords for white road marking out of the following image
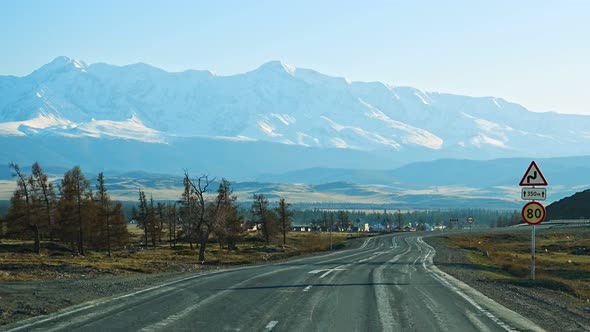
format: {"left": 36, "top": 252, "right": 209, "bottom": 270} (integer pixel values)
{"left": 4, "top": 267, "right": 257, "bottom": 332}
{"left": 374, "top": 237, "right": 409, "bottom": 332}
{"left": 264, "top": 320, "right": 279, "bottom": 330}
{"left": 359, "top": 237, "right": 372, "bottom": 249}
{"left": 357, "top": 250, "right": 388, "bottom": 263}
{"left": 5, "top": 235, "right": 379, "bottom": 332}
{"left": 465, "top": 309, "right": 493, "bottom": 332}
{"left": 140, "top": 301, "right": 202, "bottom": 332}
{"left": 319, "top": 265, "right": 347, "bottom": 278}
{"left": 135, "top": 267, "right": 300, "bottom": 331}
{"left": 416, "top": 237, "right": 546, "bottom": 332}
{"left": 303, "top": 285, "right": 312, "bottom": 292}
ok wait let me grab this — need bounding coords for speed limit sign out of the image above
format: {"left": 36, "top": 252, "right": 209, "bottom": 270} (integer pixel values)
{"left": 521, "top": 202, "right": 545, "bottom": 225}
{"left": 466, "top": 216, "right": 474, "bottom": 224}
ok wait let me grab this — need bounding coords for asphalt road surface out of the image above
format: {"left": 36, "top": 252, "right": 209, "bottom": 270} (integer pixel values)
{"left": 3, "top": 233, "right": 544, "bottom": 332}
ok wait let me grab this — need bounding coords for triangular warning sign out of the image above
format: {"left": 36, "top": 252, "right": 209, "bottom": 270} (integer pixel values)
{"left": 519, "top": 161, "right": 548, "bottom": 186}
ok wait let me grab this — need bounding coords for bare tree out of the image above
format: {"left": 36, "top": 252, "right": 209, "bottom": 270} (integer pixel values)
{"left": 31, "top": 162, "right": 56, "bottom": 241}
{"left": 179, "top": 175, "right": 196, "bottom": 249}
{"left": 167, "top": 203, "right": 178, "bottom": 248}
{"left": 8, "top": 162, "right": 39, "bottom": 253}
{"left": 138, "top": 190, "right": 149, "bottom": 247}
{"left": 184, "top": 171, "right": 214, "bottom": 262}
{"left": 157, "top": 202, "right": 165, "bottom": 243}
{"left": 96, "top": 172, "right": 112, "bottom": 256}
{"left": 276, "top": 198, "right": 292, "bottom": 246}
{"left": 148, "top": 195, "right": 157, "bottom": 247}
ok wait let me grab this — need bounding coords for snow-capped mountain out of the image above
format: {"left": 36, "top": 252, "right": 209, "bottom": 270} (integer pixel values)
{"left": 2, "top": 56, "right": 590, "bottom": 159}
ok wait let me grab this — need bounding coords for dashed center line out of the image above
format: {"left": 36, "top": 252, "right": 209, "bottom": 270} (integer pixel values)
{"left": 265, "top": 320, "right": 279, "bottom": 330}
{"left": 319, "top": 265, "right": 348, "bottom": 278}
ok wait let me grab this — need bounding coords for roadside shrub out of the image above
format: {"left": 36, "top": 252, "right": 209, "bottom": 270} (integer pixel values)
{"left": 501, "top": 263, "right": 529, "bottom": 278}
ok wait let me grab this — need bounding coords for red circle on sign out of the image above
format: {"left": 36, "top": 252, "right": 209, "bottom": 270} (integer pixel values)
{"left": 521, "top": 202, "right": 546, "bottom": 225}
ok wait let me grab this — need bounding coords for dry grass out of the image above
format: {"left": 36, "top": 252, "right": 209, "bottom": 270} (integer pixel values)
{"left": 0, "top": 230, "right": 367, "bottom": 282}
{"left": 447, "top": 228, "right": 590, "bottom": 300}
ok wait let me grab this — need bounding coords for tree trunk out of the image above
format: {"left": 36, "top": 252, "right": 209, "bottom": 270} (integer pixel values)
{"left": 198, "top": 231, "right": 208, "bottom": 262}
{"left": 78, "top": 223, "right": 85, "bottom": 256}
{"left": 106, "top": 217, "right": 111, "bottom": 257}
{"left": 33, "top": 225, "right": 40, "bottom": 254}
{"left": 47, "top": 210, "right": 54, "bottom": 242}
{"left": 168, "top": 218, "right": 173, "bottom": 248}
{"left": 282, "top": 225, "right": 286, "bottom": 246}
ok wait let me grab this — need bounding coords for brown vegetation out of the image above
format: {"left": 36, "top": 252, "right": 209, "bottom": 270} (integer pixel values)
{"left": 0, "top": 225, "right": 362, "bottom": 282}
{"left": 447, "top": 228, "right": 590, "bottom": 301}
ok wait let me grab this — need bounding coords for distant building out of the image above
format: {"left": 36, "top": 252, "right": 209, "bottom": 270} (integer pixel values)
{"left": 364, "top": 223, "right": 370, "bottom": 232}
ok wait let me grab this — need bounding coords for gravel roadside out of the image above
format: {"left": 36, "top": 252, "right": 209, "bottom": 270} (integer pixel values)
{"left": 424, "top": 235, "right": 590, "bottom": 332}
{"left": 0, "top": 271, "right": 204, "bottom": 326}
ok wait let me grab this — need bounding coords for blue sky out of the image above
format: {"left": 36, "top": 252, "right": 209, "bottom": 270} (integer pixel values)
{"left": 1, "top": 0, "right": 589, "bottom": 114}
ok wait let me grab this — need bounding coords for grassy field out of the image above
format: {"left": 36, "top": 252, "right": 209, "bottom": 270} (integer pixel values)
{"left": 0, "top": 227, "right": 367, "bottom": 282}
{"left": 447, "top": 227, "right": 590, "bottom": 301}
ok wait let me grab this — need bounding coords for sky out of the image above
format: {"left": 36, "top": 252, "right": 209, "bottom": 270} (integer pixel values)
{"left": 1, "top": 0, "right": 589, "bottom": 114}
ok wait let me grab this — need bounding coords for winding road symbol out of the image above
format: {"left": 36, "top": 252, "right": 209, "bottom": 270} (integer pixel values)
{"left": 526, "top": 171, "right": 538, "bottom": 184}
{"left": 519, "top": 161, "right": 548, "bottom": 186}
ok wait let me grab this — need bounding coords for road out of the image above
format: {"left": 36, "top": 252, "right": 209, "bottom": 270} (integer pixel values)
{"left": 3, "top": 233, "right": 544, "bottom": 332}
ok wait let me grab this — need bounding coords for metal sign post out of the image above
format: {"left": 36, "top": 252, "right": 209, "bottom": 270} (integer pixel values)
{"left": 531, "top": 193, "right": 536, "bottom": 281}
{"left": 531, "top": 223, "right": 535, "bottom": 280}
{"left": 519, "top": 161, "right": 548, "bottom": 281}
{"left": 522, "top": 199, "right": 545, "bottom": 279}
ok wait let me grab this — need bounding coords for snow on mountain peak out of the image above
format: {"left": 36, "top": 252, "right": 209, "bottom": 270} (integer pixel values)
{"left": 3, "top": 57, "right": 590, "bottom": 158}
{"left": 34, "top": 56, "right": 88, "bottom": 75}
{"left": 256, "top": 61, "right": 297, "bottom": 75}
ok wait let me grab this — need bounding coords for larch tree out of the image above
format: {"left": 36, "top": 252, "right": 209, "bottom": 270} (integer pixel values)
{"left": 276, "top": 198, "right": 292, "bottom": 246}
{"left": 95, "top": 172, "right": 112, "bottom": 256}
{"left": 166, "top": 203, "right": 178, "bottom": 248}
{"left": 148, "top": 195, "right": 158, "bottom": 247}
{"left": 251, "top": 193, "right": 276, "bottom": 245}
{"left": 7, "top": 162, "right": 41, "bottom": 253}
{"left": 58, "top": 166, "right": 91, "bottom": 255}
{"left": 157, "top": 202, "right": 165, "bottom": 243}
{"left": 211, "top": 179, "right": 244, "bottom": 250}
{"left": 109, "top": 202, "right": 129, "bottom": 248}
{"left": 31, "top": 162, "right": 56, "bottom": 241}
{"left": 137, "top": 190, "right": 149, "bottom": 247}
{"left": 337, "top": 210, "right": 351, "bottom": 231}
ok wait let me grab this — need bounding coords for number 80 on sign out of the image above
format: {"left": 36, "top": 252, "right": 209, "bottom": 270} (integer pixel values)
{"left": 521, "top": 201, "right": 545, "bottom": 225}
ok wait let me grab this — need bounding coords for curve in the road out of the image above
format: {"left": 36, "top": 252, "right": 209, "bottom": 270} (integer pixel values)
{"left": 2, "top": 233, "right": 546, "bottom": 332}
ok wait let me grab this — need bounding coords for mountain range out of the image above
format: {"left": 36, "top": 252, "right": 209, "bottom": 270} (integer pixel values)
{"left": 1, "top": 57, "right": 589, "bottom": 207}
{"left": 2, "top": 56, "right": 590, "bottom": 161}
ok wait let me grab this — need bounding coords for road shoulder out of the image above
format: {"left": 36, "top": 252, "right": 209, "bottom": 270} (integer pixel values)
{"left": 424, "top": 235, "right": 590, "bottom": 332}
